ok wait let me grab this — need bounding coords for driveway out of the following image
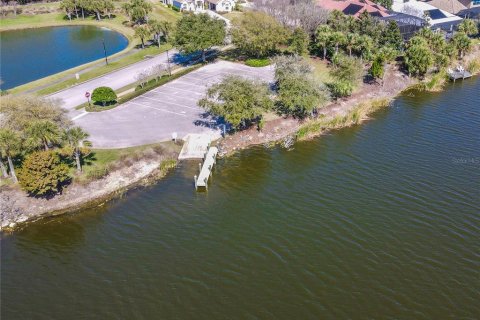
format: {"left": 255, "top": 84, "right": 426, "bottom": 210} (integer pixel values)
{"left": 74, "top": 61, "right": 274, "bottom": 148}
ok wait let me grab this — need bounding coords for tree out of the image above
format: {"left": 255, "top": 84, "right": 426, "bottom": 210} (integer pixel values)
{"left": 327, "top": 80, "right": 355, "bottom": 98}
{"left": 148, "top": 19, "right": 163, "bottom": 48}
{"left": 128, "top": 0, "right": 153, "bottom": 24}
{"left": 198, "top": 76, "right": 273, "bottom": 130}
{"left": 452, "top": 32, "right": 472, "bottom": 58}
{"left": 289, "top": 28, "right": 309, "bottom": 56}
{"left": 0, "top": 129, "right": 21, "bottom": 183}
{"left": 231, "top": 11, "right": 288, "bottom": 58}
{"left": 25, "top": 120, "right": 61, "bottom": 151}
{"left": 60, "top": 0, "right": 76, "bottom": 20}
{"left": 91, "top": 86, "right": 117, "bottom": 106}
{"left": 315, "top": 25, "right": 331, "bottom": 60}
{"left": 0, "top": 95, "right": 70, "bottom": 133}
{"left": 332, "top": 54, "right": 364, "bottom": 85}
{"left": 376, "top": 0, "right": 393, "bottom": 10}
{"left": 18, "top": 151, "right": 70, "bottom": 197}
{"left": 344, "top": 33, "right": 360, "bottom": 57}
{"left": 458, "top": 19, "right": 478, "bottom": 36}
{"left": 159, "top": 21, "right": 173, "bottom": 43}
{"left": 87, "top": 0, "right": 105, "bottom": 20}
{"left": 63, "top": 127, "right": 91, "bottom": 172}
{"left": 404, "top": 36, "right": 433, "bottom": 77}
{"left": 135, "top": 24, "right": 151, "bottom": 49}
{"left": 370, "top": 55, "right": 385, "bottom": 82}
{"left": 274, "top": 55, "right": 330, "bottom": 117}
{"left": 329, "top": 31, "right": 346, "bottom": 55}
{"left": 174, "top": 13, "right": 226, "bottom": 63}
{"left": 101, "top": 0, "right": 114, "bottom": 19}
{"left": 380, "top": 21, "right": 403, "bottom": 51}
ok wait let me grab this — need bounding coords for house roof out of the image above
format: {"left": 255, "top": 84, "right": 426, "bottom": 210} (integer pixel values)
{"left": 424, "top": 0, "right": 468, "bottom": 14}
{"left": 316, "top": 0, "right": 390, "bottom": 17}
{"left": 392, "top": 0, "right": 462, "bottom": 26}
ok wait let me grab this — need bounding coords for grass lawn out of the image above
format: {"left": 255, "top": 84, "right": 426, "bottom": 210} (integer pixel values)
{"left": 221, "top": 11, "right": 244, "bottom": 21}
{"left": 307, "top": 57, "right": 332, "bottom": 83}
{"left": 151, "top": 4, "right": 182, "bottom": 24}
{"left": 78, "top": 141, "right": 182, "bottom": 181}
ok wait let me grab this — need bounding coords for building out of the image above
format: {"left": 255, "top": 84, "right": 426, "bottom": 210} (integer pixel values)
{"left": 316, "top": 0, "right": 390, "bottom": 18}
{"left": 422, "top": 0, "right": 480, "bottom": 14}
{"left": 162, "top": 0, "right": 236, "bottom": 12}
{"left": 392, "top": 0, "right": 463, "bottom": 30}
{"left": 206, "top": 0, "right": 236, "bottom": 12}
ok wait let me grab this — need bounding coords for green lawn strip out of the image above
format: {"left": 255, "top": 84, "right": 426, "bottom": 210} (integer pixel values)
{"left": 151, "top": 4, "right": 182, "bottom": 24}
{"left": 32, "top": 44, "right": 173, "bottom": 96}
{"left": 76, "top": 63, "right": 204, "bottom": 112}
{"left": 77, "top": 141, "right": 182, "bottom": 182}
{"left": 245, "top": 58, "right": 271, "bottom": 67}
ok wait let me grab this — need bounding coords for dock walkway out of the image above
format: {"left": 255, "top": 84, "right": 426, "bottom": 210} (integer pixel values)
{"left": 195, "top": 147, "right": 218, "bottom": 190}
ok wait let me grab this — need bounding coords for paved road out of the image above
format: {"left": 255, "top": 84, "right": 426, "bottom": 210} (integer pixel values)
{"left": 49, "top": 49, "right": 179, "bottom": 111}
{"left": 74, "top": 61, "right": 274, "bottom": 148}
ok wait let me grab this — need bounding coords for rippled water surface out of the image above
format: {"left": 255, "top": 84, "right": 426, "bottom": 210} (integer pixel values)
{"left": 1, "top": 78, "right": 479, "bottom": 319}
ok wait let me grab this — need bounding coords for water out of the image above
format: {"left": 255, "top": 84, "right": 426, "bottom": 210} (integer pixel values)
{"left": 1, "top": 78, "right": 479, "bottom": 319}
{"left": 0, "top": 26, "right": 128, "bottom": 90}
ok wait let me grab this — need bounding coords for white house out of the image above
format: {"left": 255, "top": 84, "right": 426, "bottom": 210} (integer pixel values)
{"left": 206, "top": 0, "right": 236, "bottom": 12}
{"left": 162, "top": 0, "right": 236, "bottom": 12}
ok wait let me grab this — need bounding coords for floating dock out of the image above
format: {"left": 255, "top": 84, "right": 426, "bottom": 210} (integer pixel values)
{"left": 195, "top": 146, "right": 218, "bottom": 190}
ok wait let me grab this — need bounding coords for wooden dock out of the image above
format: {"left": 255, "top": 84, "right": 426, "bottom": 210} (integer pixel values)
{"left": 448, "top": 69, "right": 472, "bottom": 81}
{"left": 195, "top": 146, "right": 218, "bottom": 190}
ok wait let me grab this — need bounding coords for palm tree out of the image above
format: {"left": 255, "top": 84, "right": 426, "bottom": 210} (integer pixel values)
{"left": 329, "top": 31, "right": 346, "bottom": 55}
{"left": 0, "top": 129, "right": 21, "bottom": 183}
{"left": 63, "top": 127, "right": 91, "bottom": 172}
{"left": 452, "top": 32, "right": 472, "bottom": 58}
{"left": 148, "top": 19, "right": 163, "bottom": 48}
{"left": 315, "top": 25, "right": 331, "bottom": 60}
{"left": 458, "top": 19, "right": 478, "bottom": 36}
{"left": 135, "top": 25, "right": 151, "bottom": 49}
{"left": 345, "top": 33, "right": 360, "bottom": 57}
{"left": 25, "top": 120, "right": 61, "bottom": 151}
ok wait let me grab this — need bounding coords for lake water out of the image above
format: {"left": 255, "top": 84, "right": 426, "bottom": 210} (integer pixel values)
{"left": 1, "top": 78, "right": 479, "bottom": 319}
{"left": 0, "top": 25, "right": 128, "bottom": 90}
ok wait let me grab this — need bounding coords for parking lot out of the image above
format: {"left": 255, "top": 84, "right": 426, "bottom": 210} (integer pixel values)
{"left": 74, "top": 61, "right": 274, "bottom": 148}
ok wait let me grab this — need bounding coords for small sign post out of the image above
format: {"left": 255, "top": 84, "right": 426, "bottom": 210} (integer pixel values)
{"left": 85, "top": 91, "right": 91, "bottom": 106}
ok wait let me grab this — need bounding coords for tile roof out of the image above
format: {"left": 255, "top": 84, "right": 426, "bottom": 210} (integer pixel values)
{"left": 317, "top": 0, "right": 390, "bottom": 17}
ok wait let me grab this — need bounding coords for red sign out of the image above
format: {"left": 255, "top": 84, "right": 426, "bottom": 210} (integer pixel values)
{"left": 85, "top": 92, "right": 91, "bottom": 98}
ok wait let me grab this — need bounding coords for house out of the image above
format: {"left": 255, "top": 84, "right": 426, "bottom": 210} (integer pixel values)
{"left": 316, "top": 0, "right": 391, "bottom": 18}
{"left": 162, "top": 0, "right": 236, "bottom": 12}
{"left": 392, "top": 0, "right": 463, "bottom": 30}
{"left": 206, "top": 0, "right": 236, "bottom": 12}
{"left": 169, "top": 0, "right": 205, "bottom": 12}
{"left": 422, "top": 0, "right": 480, "bottom": 14}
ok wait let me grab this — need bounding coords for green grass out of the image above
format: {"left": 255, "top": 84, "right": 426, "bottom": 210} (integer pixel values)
{"left": 151, "top": 4, "right": 182, "bottom": 24}
{"left": 78, "top": 141, "right": 182, "bottom": 182}
{"left": 245, "top": 58, "right": 271, "bottom": 67}
{"left": 31, "top": 44, "right": 172, "bottom": 95}
{"left": 221, "top": 11, "right": 244, "bottom": 21}
{"left": 307, "top": 57, "right": 332, "bottom": 83}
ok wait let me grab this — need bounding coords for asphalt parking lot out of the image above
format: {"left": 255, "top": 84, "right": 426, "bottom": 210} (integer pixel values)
{"left": 74, "top": 61, "right": 274, "bottom": 148}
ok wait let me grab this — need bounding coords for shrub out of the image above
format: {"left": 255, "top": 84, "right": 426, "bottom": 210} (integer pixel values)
{"left": 91, "top": 86, "right": 117, "bottom": 107}
{"left": 18, "top": 151, "right": 70, "bottom": 196}
{"left": 327, "top": 80, "right": 354, "bottom": 98}
{"left": 245, "top": 58, "right": 271, "bottom": 67}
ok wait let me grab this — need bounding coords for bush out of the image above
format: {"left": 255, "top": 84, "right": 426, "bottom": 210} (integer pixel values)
{"left": 91, "top": 86, "right": 117, "bottom": 107}
{"left": 18, "top": 151, "right": 70, "bottom": 196}
{"left": 327, "top": 80, "right": 354, "bottom": 98}
{"left": 245, "top": 58, "right": 271, "bottom": 67}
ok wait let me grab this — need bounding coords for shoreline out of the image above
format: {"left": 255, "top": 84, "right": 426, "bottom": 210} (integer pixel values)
{"left": 1, "top": 50, "right": 479, "bottom": 231}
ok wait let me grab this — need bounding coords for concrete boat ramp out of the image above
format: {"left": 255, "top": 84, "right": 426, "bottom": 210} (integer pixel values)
{"left": 178, "top": 134, "right": 219, "bottom": 190}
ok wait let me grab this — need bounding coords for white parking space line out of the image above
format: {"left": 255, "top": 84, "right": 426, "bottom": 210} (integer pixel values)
{"left": 153, "top": 87, "right": 204, "bottom": 95}
{"left": 72, "top": 112, "right": 89, "bottom": 121}
{"left": 174, "top": 80, "right": 208, "bottom": 89}
{"left": 139, "top": 96, "right": 199, "bottom": 110}
{"left": 129, "top": 101, "right": 186, "bottom": 116}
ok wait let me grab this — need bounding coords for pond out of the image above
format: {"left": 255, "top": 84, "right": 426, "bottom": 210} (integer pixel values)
{"left": 0, "top": 25, "right": 128, "bottom": 90}
{"left": 1, "top": 78, "right": 479, "bottom": 319}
